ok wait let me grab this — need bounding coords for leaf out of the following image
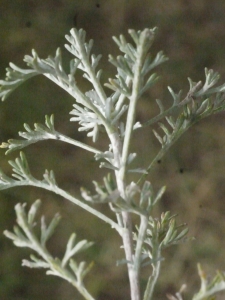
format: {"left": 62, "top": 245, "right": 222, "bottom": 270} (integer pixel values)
{"left": 70, "top": 259, "right": 94, "bottom": 283}
{"left": 142, "top": 51, "right": 168, "bottom": 76}
{"left": 193, "top": 264, "right": 225, "bottom": 300}
{"left": 0, "top": 64, "right": 38, "bottom": 101}
{"left": 167, "top": 86, "right": 182, "bottom": 105}
{"left": 62, "top": 233, "right": 93, "bottom": 268}
{"left": 22, "top": 255, "right": 49, "bottom": 269}
{"left": 28, "top": 199, "right": 41, "bottom": 225}
{"left": 9, "top": 152, "right": 31, "bottom": 180}
{"left": 41, "top": 213, "right": 61, "bottom": 246}
{"left": 0, "top": 115, "right": 56, "bottom": 154}
{"left": 43, "top": 169, "right": 57, "bottom": 187}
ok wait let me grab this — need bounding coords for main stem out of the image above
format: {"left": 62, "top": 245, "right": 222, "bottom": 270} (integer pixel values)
{"left": 143, "top": 248, "right": 161, "bottom": 300}
{"left": 110, "top": 132, "right": 140, "bottom": 300}
{"left": 109, "top": 29, "right": 153, "bottom": 300}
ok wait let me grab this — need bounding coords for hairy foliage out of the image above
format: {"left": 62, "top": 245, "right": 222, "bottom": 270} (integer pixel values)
{"left": 1, "top": 27, "right": 225, "bottom": 300}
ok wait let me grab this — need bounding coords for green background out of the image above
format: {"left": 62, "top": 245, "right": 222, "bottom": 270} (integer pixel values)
{"left": 1, "top": 1, "right": 225, "bottom": 299}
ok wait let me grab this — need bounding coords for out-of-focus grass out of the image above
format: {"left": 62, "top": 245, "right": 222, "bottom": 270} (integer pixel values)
{"left": 1, "top": 1, "right": 225, "bottom": 299}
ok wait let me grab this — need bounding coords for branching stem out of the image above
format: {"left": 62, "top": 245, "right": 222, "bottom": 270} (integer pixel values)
{"left": 10, "top": 177, "right": 123, "bottom": 234}
{"left": 12, "top": 204, "right": 95, "bottom": 300}
{"left": 110, "top": 29, "right": 155, "bottom": 300}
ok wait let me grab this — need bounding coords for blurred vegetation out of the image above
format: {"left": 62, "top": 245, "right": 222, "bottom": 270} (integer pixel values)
{"left": 1, "top": 0, "right": 225, "bottom": 299}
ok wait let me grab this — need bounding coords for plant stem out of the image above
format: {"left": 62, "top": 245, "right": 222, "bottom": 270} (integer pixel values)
{"left": 141, "top": 81, "right": 202, "bottom": 128}
{"left": 143, "top": 258, "right": 161, "bottom": 300}
{"left": 110, "top": 131, "right": 140, "bottom": 300}
{"left": 109, "top": 30, "right": 154, "bottom": 300}
{"left": 143, "top": 245, "right": 162, "bottom": 300}
{"left": 56, "top": 132, "right": 102, "bottom": 154}
{"left": 10, "top": 176, "right": 123, "bottom": 234}
{"left": 69, "top": 28, "right": 107, "bottom": 105}
{"left": 120, "top": 31, "right": 148, "bottom": 181}
{"left": 13, "top": 204, "right": 95, "bottom": 300}
{"left": 137, "top": 119, "right": 192, "bottom": 185}
{"left": 120, "top": 30, "right": 153, "bottom": 300}
{"left": 134, "top": 215, "right": 148, "bottom": 275}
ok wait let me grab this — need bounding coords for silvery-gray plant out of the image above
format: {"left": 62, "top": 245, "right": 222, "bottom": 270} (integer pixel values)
{"left": 0, "top": 27, "right": 225, "bottom": 300}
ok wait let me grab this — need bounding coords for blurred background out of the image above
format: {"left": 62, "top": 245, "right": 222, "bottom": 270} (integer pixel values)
{"left": 1, "top": 0, "right": 225, "bottom": 299}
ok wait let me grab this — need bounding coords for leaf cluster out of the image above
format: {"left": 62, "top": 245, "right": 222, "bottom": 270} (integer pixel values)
{"left": 1, "top": 26, "right": 225, "bottom": 300}
{"left": 4, "top": 200, "right": 94, "bottom": 298}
